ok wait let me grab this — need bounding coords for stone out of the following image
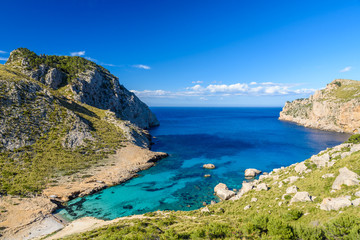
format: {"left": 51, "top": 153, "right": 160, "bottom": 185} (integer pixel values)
{"left": 211, "top": 200, "right": 216, "bottom": 205}
{"left": 256, "top": 183, "right": 269, "bottom": 191}
{"left": 350, "top": 144, "right": 360, "bottom": 153}
{"left": 201, "top": 206, "right": 210, "bottom": 213}
{"left": 352, "top": 198, "right": 360, "bottom": 207}
{"left": 239, "top": 182, "right": 254, "bottom": 195}
{"left": 204, "top": 174, "right": 211, "bottom": 178}
{"left": 245, "top": 168, "right": 262, "bottom": 178}
{"left": 284, "top": 176, "right": 299, "bottom": 184}
{"left": 251, "top": 198, "right": 258, "bottom": 202}
{"left": 286, "top": 185, "right": 298, "bottom": 194}
{"left": 295, "top": 162, "right": 307, "bottom": 174}
{"left": 202, "top": 202, "right": 207, "bottom": 206}
{"left": 49, "top": 195, "right": 58, "bottom": 198}
{"left": 45, "top": 68, "right": 66, "bottom": 90}
{"left": 322, "top": 173, "right": 335, "bottom": 179}
{"left": 244, "top": 205, "right": 251, "bottom": 210}
{"left": 332, "top": 167, "right": 359, "bottom": 190}
{"left": 320, "top": 197, "right": 352, "bottom": 211}
{"left": 341, "top": 152, "right": 351, "bottom": 159}
{"left": 259, "top": 175, "right": 269, "bottom": 181}
{"left": 278, "top": 202, "right": 283, "bottom": 206}
{"left": 355, "top": 191, "right": 360, "bottom": 197}
{"left": 203, "top": 164, "right": 215, "bottom": 169}
{"left": 290, "top": 192, "right": 312, "bottom": 204}
{"left": 214, "top": 183, "right": 235, "bottom": 200}
{"left": 310, "top": 153, "right": 330, "bottom": 168}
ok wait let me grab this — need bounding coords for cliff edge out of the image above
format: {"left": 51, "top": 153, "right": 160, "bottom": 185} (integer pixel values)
{"left": 279, "top": 79, "right": 360, "bottom": 133}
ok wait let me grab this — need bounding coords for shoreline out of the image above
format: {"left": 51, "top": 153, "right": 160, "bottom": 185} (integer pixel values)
{"left": 0, "top": 143, "right": 168, "bottom": 240}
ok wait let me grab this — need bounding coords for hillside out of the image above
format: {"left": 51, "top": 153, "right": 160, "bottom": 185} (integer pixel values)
{"left": 49, "top": 134, "right": 360, "bottom": 240}
{"left": 0, "top": 48, "right": 161, "bottom": 197}
{"left": 279, "top": 79, "right": 360, "bottom": 133}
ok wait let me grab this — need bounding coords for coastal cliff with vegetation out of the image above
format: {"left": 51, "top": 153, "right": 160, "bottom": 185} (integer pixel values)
{"left": 0, "top": 48, "right": 167, "bottom": 239}
{"left": 279, "top": 79, "right": 360, "bottom": 133}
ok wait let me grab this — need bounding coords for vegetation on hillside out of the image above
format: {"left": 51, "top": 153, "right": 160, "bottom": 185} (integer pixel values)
{"left": 0, "top": 64, "right": 126, "bottom": 196}
{"left": 62, "top": 136, "right": 360, "bottom": 239}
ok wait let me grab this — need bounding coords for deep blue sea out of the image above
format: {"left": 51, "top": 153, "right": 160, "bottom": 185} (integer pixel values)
{"left": 58, "top": 107, "right": 350, "bottom": 220}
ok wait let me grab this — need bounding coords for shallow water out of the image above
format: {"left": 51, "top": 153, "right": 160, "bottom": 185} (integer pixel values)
{"left": 58, "top": 107, "right": 350, "bottom": 220}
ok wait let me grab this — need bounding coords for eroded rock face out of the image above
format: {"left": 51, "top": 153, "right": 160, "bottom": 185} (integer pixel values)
{"left": 332, "top": 167, "right": 359, "bottom": 190}
{"left": 279, "top": 79, "right": 360, "bottom": 133}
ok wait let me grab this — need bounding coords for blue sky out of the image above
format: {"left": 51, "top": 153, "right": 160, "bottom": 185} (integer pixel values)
{"left": 1, "top": 0, "right": 360, "bottom": 106}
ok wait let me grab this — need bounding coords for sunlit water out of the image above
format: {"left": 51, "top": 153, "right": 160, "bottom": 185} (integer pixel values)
{"left": 57, "top": 107, "right": 350, "bottom": 220}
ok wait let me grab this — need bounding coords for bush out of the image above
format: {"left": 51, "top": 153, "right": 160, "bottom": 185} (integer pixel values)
{"left": 284, "top": 210, "right": 303, "bottom": 221}
{"left": 324, "top": 215, "right": 360, "bottom": 239}
{"left": 244, "top": 215, "right": 269, "bottom": 237}
{"left": 267, "top": 218, "right": 294, "bottom": 240}
{"left": 346, "top": 134, "right": 360, "bottom": 144}
{"left": 295, "top": 225, "right": 325, "bottom": 240}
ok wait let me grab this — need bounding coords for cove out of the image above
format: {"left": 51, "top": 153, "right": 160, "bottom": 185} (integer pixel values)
{"left": 57, "top": 107, "right": 350, "bottom": 220}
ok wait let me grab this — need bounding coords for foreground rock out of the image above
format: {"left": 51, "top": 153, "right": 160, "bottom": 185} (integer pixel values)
{"left": 290, "top": 192, "right": 312, "bottom": 204}
{"left": 214, "top": 183, "right": 235, "bottom": 200}
{"left": 245, "top": 168, "right": 262, "bottom": 178}
{"left": 320, "top": 197, "right": 353, "bottom": 211}
{"left": 332, "top": 167, "right": 359, "bottom": 190}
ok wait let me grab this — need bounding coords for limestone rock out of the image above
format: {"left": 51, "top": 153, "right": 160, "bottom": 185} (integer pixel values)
{"left": 256, "top": 183, "right": 269, "bottom": 191}
{"left": 290, "top": 192, "right": 312, "bottom": 204}
{"left": 251, "top": 198, "right": 258, "bottom": 202}
{"left": 286, "top": 185, "right": 298, "bottom": 194}
{"left": 284, "top": 176, "right": 299, "bottom": 184}
{"left": 201, "top": 206, "right": 210, "bottom": 213}
{"left": 355, "top": 191, "right": 360, "bottom": 197}
{"left": 332, "top": 167, "right": 360, "bottom": 190}
{"left": 245, "top": 168, "right": 262, "bottom": 178}
{"left": 203, "top": 164, "right": 215, "bottom": 169}
{"left": 352, "top": 198, "right": 360, "bottom": 207}
{"left": 295, "top": 162, "right": 307, "bottom": 174}
{"left": 239, "top": 182, "right": 254, "bottom": 195}
{"left": 214, "top": 183, "right": 235, "bottom": 200}
{"left": 244, "top": 205, "right": 251, "bottom": 210}
{"left": 310, "top": 153, "right": 331, "bottom": 168}
{"left": 322, "top": 173, "right": 335, "bottom": 179}
{"left": 320, "top": 197, "right": 352, "bottom": 211}
{"left": 279, "top": 79, "right": 360, "bottom": 133}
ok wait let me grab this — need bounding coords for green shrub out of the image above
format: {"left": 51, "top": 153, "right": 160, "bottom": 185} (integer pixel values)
{"left": 295, "top": 225, "right": 325, "bottom": 240}
{"left": 346, "top": 134, "right": 360, "bottom": 144}
{"left": 284, "top": 210, "right": 303, "bottom": 221}
{"left": 267, "top": 218, "right": 294, "bottom": 240}
{"left": 324, "top": 215, "right": 360, "bottom": 239}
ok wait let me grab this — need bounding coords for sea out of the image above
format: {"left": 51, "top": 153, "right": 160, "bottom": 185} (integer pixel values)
{"left": 57, "top": 107, "right": 350, "bottom": 220}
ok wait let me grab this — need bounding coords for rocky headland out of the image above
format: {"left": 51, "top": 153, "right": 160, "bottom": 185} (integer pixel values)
{"left": 279, "top": 79, "right": 360, "bottom": 133}
{"left": 0, "top": 48, "right": 168, "bottom": 239}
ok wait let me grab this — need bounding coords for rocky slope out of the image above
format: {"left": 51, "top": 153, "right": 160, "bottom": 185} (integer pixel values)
{"left": 279, "top": 79, "right": 360, "bottom": 133}
{"left": 0, "top": 48, "right": 162, "bottom": 196}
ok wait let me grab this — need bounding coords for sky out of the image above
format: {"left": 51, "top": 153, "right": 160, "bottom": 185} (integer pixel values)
{"left": 1, "top": 0, "right": 360, "bottom": 107}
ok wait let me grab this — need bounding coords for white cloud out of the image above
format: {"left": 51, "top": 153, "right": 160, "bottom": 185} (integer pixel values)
{"left": 133, "top": 64, "right": 151, "bottom": 70}
{"left": 340, "top": 66, "right": 352, "bottom": 72}
{"left": 0, "top": 57, "right": 8, "bottom": 61}
{"left": 70, "top": 51, "right": 86, "bottom": 56}
{"left": 200, "top": 97, "right": 208, "bottom": 101}
{"left": 85, "top": 56, "right": 97, "bottom": 62}
{"left": 192, "top": 80, "right": 203, "bottom": 84}
{"left": 0, "top": 50, "right": 6, "bottom": 54}
{"left": 131, "top": 82, "right": 316, "bottom": 99}
{"left": 250, "top": 82, "right": 257, "bottom": 85}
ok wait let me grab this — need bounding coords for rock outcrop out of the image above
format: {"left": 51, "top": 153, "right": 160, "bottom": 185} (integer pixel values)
{"left": 245, "top": 168, "right": 262, "bottom": 178}
{"left": 6, "top": 48, "right": 159, "bottom": 129}
{"left": 214, "top": 183, "right": 235, "bottom": 200}
{"left": 331, "top": 167, "right": 359, "bottom": 190}
{"left": 279, "top": 79, "right": 360, "bottom": 133}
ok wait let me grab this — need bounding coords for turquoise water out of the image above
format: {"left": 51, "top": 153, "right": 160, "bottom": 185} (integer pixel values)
{"left": 58, "top": 107, "right": 350, "bottom": 220}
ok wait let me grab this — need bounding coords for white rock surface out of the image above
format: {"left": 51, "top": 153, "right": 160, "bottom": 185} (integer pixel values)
{"left": 332, "top": 167, "right": 359, "bottom": 190}
{"left": 214, "top": 183, "right": 235, "bottom": 200}
{"left": 256, "top": 183, "right": 269, "bottom": 191}
{"left": 203, "top": 164, "right": 215, "bottom": 169}
{"left": 244, "top": 205, "right": 251, "bottom": 210}
{"left": 352, "top": 198, "right": 360, "bottom": 207}
{"left": 245, "top": 168, "right": 262, "bottom": 178}
{"left": 286, "top": 185, "right": 298, "bottom": 194}
{"left": 322, "top": 173, "right": 335, "bottom": 179}
{"left": 251, "top": 198, "right": 258, "bottom": 202}
{"left": 320, "top": 197, "right": 352, "bottom": 211}
{"left": 294, "top": 162, "right": 307, "bottom": 174}
{"left": 290, "top": 192, "right": 312, "bottom": 204}
{"left": 239, "top": 182, "right": 254, "bottom": 195}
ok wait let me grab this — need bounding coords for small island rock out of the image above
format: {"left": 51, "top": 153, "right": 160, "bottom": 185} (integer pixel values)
{"left": 245, "top": 168, "right": 262, "bottom": 178}
{"left": 203, "top": 164, "right": 216, "bottom": 169}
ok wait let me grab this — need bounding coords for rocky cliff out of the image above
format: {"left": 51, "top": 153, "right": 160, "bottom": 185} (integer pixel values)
{"left": 279, "top": 79, "right": 360, "bottom": 133}
{"left": 0, "top": 48, "right": 160, "bottom": 196}
{"left": 5, "top": 48, "right": 159, "bottom": 129}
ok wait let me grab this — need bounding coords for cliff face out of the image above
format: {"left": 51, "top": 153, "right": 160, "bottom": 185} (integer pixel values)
{"left": 279, "top": 79, "right": 360, "bottom": 133}
{"left": 5, "top": 48, "right": 159, "bottom": 129}
{"left": 0, "top": 48, "right": 159, "bottom": 196}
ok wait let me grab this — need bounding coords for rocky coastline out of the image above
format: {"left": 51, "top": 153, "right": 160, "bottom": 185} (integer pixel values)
{"left": 0, "top": 143, "right": 168, "bottom": 240}
{"left": 279, "top": 79, "right": 360, "bottom": 133}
